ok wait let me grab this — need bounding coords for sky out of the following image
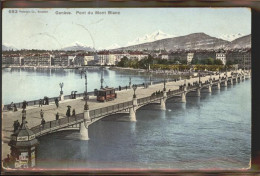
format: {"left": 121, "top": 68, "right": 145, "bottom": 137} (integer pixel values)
{"left": 2, "top": 8, "right": 251, "bottom": 50}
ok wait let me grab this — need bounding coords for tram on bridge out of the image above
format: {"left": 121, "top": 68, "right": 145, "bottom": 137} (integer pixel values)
{"left": 95, "top": 87, "right": 117, "bottom": 102}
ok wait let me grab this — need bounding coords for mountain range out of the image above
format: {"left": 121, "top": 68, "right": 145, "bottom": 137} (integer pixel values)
{"left": 2, "top": 43, "right": 17, "bottom": 51}
{"left": 126, "top": 30, "right": 175, "bottom": 46}
{"left": 114, "top": 32, "right": 251, "bottom": 51}
{"left": 226, "top": 34, "right": 251, "bottom": 49}
{"left": 2, "top": 31, "right": 251, "bottom": 51}
{"left": 219, "top": 33, "right": 244, "bottom": 42}
{"left": 60, "top": 41, "right": 95, "bottom": 51}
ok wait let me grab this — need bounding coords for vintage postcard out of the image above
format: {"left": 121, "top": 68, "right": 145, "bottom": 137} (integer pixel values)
{"left": 2, "top": 7, "right": 251, "bottom": 172}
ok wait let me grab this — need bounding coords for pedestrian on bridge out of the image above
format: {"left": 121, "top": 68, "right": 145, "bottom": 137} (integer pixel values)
{"left": 22, "top": 101, "right": 28, "bottom": 109}
{"left": 66, "top": 106, "right": 71, "bottom": 117}
{"left": 13, "top": 120, "right": 19, "bottom": 132}
{"left": 40, "top": 109, "right": 44, "bottom": 119}
{"left": 72, "top": 109, "right": 76, "bottom": 116}
{"left": 13, "top": 104, "right": 17, "bottom": 112}
{"left": 56, "top": 112, "right": 59, "bottom": 120}
{"left": 41, "top": 118, "right": 46, "bottom": 127}
{"left": 55, "top": 98, "right": 59, "bottom": 108}
{"left": 39, "top": 99, "right": 43, "bottom": 107}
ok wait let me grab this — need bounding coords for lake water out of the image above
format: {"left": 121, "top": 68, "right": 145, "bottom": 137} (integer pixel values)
{"left": 2, "top": 67, "right": 162, "bottom": 104}
{"left": 2, "top": 68, "right": 251, "bottom": 170}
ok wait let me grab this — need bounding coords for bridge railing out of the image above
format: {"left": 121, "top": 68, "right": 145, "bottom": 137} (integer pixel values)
{"left": 30, "top": 113, "right": 84, "bottom": 136}
{"left": 89, "top": 101, "right": 133, "bottom": 120}
{"left": 167, "top": 89, "right": 184, "bottom": 97}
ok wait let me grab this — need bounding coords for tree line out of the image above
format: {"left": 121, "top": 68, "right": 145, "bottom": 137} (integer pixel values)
{"left": 117, "top": 55, "right": 234, "bottom": 71}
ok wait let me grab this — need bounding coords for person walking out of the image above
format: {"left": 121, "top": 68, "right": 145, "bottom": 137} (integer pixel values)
{"left": 17, "top": 121, "right": 20, "bottom": 130}
{"left": 41, "top": 118, "right": 46, "bottom": 128}
{"left": 40, "top": 109, "right": 44, "bottom": 119}
{"left": 13, "top": 104, "right": 17, "bottom": 112}
{"left": 13, "top": 120, "right": 18, "bottom": 132}
{"left": 39, "top": 99, "right": 42, "bottom": 107}
{"left": 56, "top": 112, "right": 59, "bottom": 120}
{"left": 22, "top": 101, "right": 28, "bottom": 109}
{"left": 55, "top": 98, "right": 59, "bottom": 108}
{"left": 72, "top": 109, "right": 76, "bottom": 116}
{"left": 66, "top": 106, "right": 71, "bottom": 117}
{"left": 46, "top": 97, "right": 49, "bottom": 105}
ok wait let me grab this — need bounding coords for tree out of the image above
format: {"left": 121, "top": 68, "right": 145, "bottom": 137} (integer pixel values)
{"left": 180, "top": 59, "right": 187, "bottom": 65}
{"left": 208, "top": 58, "right": 214, "bottom": 65}
{"left": 191, "top": 58, "right": 199, "bottom": 65}
{"left": 117, "top": 56, "right": 129, "bottom": 67}
{"left": 226, "top": 60, "right": 234, "bottom": 66}
{"left": 214, "top": 59, "right": 223, "bottom": 65}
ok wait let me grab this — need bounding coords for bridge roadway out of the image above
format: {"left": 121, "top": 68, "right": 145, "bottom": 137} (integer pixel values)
{"left": 2, "top": 71, "right": 248, "bottom": 157}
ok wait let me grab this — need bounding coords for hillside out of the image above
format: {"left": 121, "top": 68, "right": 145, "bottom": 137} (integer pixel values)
{"left": 115, "top": 33, "right": 230, "bottom": 51}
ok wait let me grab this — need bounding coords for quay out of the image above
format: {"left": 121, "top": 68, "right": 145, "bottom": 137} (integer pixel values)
{"left": 2, "top": 70, "right": 250, "bottom": 159}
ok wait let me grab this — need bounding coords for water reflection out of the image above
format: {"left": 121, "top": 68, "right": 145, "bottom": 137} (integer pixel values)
{"left": 130, "top": 122, "right": 136, "bottom": 135}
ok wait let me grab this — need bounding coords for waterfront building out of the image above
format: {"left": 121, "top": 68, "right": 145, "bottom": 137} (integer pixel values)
{"left": 216, "top": 49, "right": 226, "bottom": 65}
{"left": 158, "top": 51, "right": 169, "bottom": 60}
{"left": 21, "top": 54, "right": 52, "bottom": 66}
{"left": 168, "top": 51, "right": 187, "bottom": 63}
{"left": 193, "top": 50, "right": 216, "bottom": 61}
{"left": 37, "top": 54, "right": 52, "bottom": 66}
{"left": 129, "top": 51, "right": 148, "bottom": 61}
{"left": 83, "top": 54, "right": 95, "bottom": 65}
{"left": 187, "top": 53, "right": 194, "bottom": 64}
{"left": 68, "top": 56, "right": 76, "bottom": 66}
{"left": 111, "top": 51, "right": 130, "bottom": 64}
{"left": 226, "top": 48, "right": 251, "bottom": 69}
{"left": 23, "top": 55, "right": 38, "bottom": 66}
{"left": 2, "top": 54, "right": 22, "bottom": 65}
{"left": 97, "top": 51, "right": 116, "bottom": 65}
{"left": 51, "top": 54, "right": 69, "bottom": 66}
{"left": 243, "top": 49, "right": 251, "bottom": 69}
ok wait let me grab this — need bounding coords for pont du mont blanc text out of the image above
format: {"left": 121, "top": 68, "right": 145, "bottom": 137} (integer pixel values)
{"left": 55, "top": 11, "right": 120, "bottom": 15}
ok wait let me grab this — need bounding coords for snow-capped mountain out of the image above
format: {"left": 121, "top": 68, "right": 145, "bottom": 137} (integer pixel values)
{"left": 219, "top": 33, "right": 244, "bottom": 42}
{"left": 102, "top": 43, "right": 121, "bottom": 50}
{"left": 116, "top": 33, "right": 230, "bottom": 51}
{"left": 2, "top": 43, "right": 17, "bottom": 51}
{"left": 61, "top": 41, "right": 95, "bottom": 51}
{"left": 126, "top": 30, "right": 175, "bottom": 46}
{"left": 226, "top": 34, "right": 251, "bottom": 49}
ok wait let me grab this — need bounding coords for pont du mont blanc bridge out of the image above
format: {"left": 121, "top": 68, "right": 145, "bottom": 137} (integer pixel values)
{"left": 2, "top": 70, "right": 251, "bottom": 158}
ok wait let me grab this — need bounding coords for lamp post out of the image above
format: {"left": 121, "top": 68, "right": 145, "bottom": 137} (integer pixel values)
{"left": 22, "top": 109, "right": 26, "bottom": 121}
{"left": 133, "top": 84, "right": 137, "bottom": 98}
{"left": 199, "top": 70, "right": 201, "bottom": 83}
{"left": 129, "top": 77, "right": 132, "bottom": 89}
{"left": 163, "top": 70, "right": 166, "bottom": 91}
{"left": 163, "top": 77, "right": 166, "bottom": 91}
{"left": 101, "top": 66, "right": 104, "bottom": 89}
{"left": 59, "top": 82, "right": 64, "bottom": 95}
{"left": 81, "top": 70, "right": 89, "bottom": 110}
